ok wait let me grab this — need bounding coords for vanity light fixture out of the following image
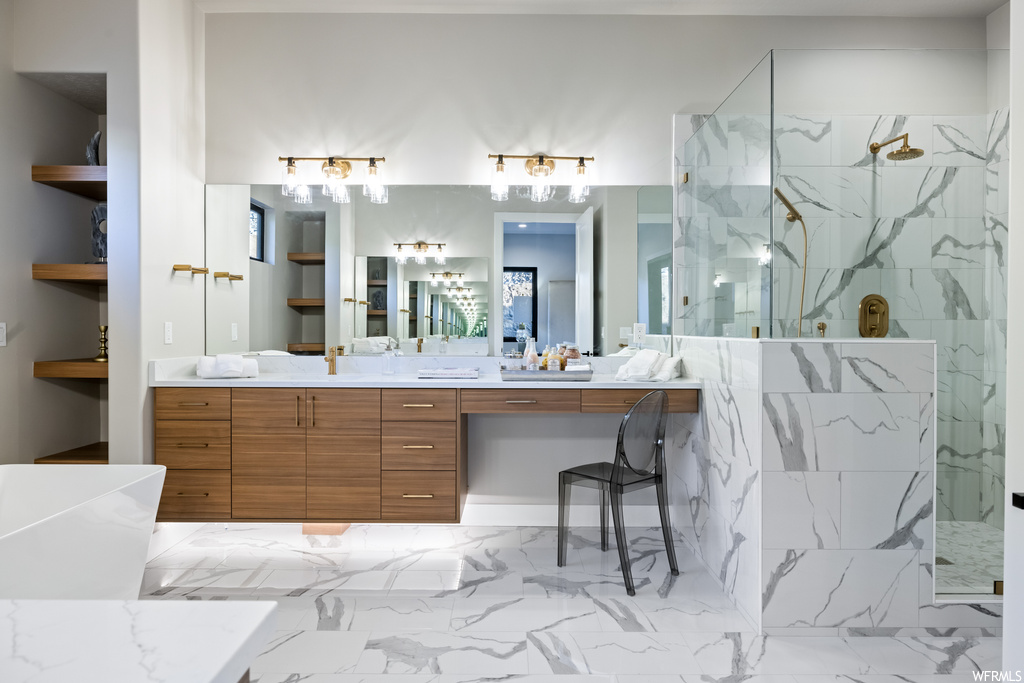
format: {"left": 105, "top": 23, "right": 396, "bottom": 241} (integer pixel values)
{"left": 487, "top": 153, "right": 595, "bottom": 203}
{"left": 278, "top": 155, "right": 388, "bottom": 204}
{"left": 395, "top": 242, "right": 446, "bottom": 266}
{"left": 429, "top": 271, "right": 465, "bottom": 287}
{"left": 713, "top": 273, "right": 723, "bottom": 288}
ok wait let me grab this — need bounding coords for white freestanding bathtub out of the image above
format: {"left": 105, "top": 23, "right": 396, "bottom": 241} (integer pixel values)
{"left": 0, "top": 464, "right": 166, "bottom": 599}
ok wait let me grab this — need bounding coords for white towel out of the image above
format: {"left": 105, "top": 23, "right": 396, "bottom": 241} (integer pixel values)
{"left": 196, "top": 356, "right": 259, "bottom": 378}
{"left": 614, "top": 349, "right": 670, "bottom": 381}
{"left": 196, "top": 356, "right": 216, "bottom": 378}
{"left": 352, "top": 336, "right": 397, "bottom": 354}
{"left": 650, "top": 356, "right": 683, "bottom": 382}
{"left": 214, "top": 354, "right": 245, "bottom": 377}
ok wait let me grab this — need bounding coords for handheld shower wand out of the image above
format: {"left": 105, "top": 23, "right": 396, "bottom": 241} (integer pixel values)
{"left": 773, "top": 188, "right": 808, "bottom": 337}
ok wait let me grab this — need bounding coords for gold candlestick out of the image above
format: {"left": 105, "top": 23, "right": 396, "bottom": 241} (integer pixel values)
{"left": 94, "top": 325, "right": 109, "bottom": 362}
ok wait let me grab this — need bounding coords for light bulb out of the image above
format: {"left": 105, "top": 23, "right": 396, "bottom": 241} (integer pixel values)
{"left": 443, "top": 277, "right": 451, "bottom": 286}
{"left": 293, "top": 184, "right": 312, "bottom": 204}
{"left": 529, "top": 158, "right": 553, "bottom": 203}
{"left": 714, "top": 273, "right": 722, "bottom": 288}
{"left": 569, "top": 157, "right": 590, "bottom": 204}
{"left": 281, "top": 158, "right": 299, "bottom": 196}
{"left": 759, "top": 243, "right": 772, "bottom": 266}
{"left": 491, "top": 155, "right": 509, "bottom": 201}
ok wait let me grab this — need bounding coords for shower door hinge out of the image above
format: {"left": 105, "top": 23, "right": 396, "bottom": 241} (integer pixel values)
{"left": 1012, "top": 492, "right": 1024, "bottom": 509}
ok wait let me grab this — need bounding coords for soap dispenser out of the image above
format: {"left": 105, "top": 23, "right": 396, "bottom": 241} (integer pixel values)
{"left": 440, "top": 335, "right": 449, "bottom": 354}
{"left": 382, "top": 341, "right": 395, "bottom": 375}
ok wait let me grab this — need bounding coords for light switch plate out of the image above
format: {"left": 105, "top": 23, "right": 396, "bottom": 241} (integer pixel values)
{"left": 619, "top": 326, "right": 631, "bottom": 339}
{"left": 0, "top": 322, "right": 6, "bottom": 347}
{"left": 633, "top": 323, "right": 646, "bottom": 346}
{"left": 164, "top": 322, "right": 173, "bottom": 344}
{"left": 231, "top": 323, "right": 238, "bottom": 341}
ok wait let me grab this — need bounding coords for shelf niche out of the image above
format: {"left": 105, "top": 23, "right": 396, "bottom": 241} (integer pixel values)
{"left": 31, "top": 165, "right": 107, "bottom": 201}
{"left": 33, "top": 359, "right": 109, "bottom": 379}
{"left": 32, "top": 263, "right": 107, "bottom": 285}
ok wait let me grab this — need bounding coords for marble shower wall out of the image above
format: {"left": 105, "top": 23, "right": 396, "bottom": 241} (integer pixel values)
{"left": 773, "top": 110, "right": 1009, "bottom": 531}
{"left": 760, "top": 339, "right": 999, "bottom": 634}
{"left": 671, "top": 336, "right": 762, "bottom": 631}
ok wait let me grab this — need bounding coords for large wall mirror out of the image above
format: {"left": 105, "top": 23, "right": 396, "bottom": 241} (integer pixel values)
{"left": 205, "top": 184, "right": 671, "bottom": 357}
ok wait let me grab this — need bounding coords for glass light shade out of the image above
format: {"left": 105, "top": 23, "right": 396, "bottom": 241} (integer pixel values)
{"left": 331, "top": 184, "right": 351, "bottom": 204}
{"left": 759, "top": 243, "right": 772, "bottom": 266}
{"left": 435, "top": 245, "right": 445, "bottom": 265}
{"left": 281, "top": 162, "right": 299, "bottom": 196}
{"left": 568, "top": 160, "right": 590, "bottom": 204}
{"left": 529, "top": 163, "right": 553, "bottom": 203}
{"left": 443, "top": 277, "right": 451, "bottom": 286}
{"left": 293, "top": 184, "right": 312, "bottom": 204}
{"left": 415, "top": 253, "right": 427, "bottom": 265}
{"left": 457, "top": 276, "right": 464, "bottom": 287}
{"left": 490, "top": 159, "right": 509, "bottom": 201}
{"left": 364, "top": 160, "right": 387, "bottom": 204}
{"left": 431, "top": 276, "right": 438, "bottom": 286}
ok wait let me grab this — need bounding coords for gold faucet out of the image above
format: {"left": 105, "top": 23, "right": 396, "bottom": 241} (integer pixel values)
{"left": 325, "top": 346, "right": 338, "bottom": 375}
{"left": 417, "top": 338, "right": 424, "bottom": 353}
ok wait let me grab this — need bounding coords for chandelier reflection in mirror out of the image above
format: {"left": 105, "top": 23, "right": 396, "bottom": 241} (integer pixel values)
{"left": 488, "top": 153, "right": 594, "bottom": 203}
{"left": 394, "top": 241, "right": 446, "bottom": 265}
{"left": 278, "top": 155, "right": 388, "bottom": 205}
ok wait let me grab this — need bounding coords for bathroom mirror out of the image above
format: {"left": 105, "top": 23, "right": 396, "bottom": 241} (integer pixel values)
{"left": 205, "top": 183, "right": 665, "bottom": 356}
{"left": 636, "top": 186, "right": 673, "bottom": 338}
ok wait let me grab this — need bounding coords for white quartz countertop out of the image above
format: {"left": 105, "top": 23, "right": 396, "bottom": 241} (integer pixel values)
{"left": 150, "top": 371, "right": 702, "bottom": 390}
{"left": 0, "top": 599, "right": 275, "bottom": 683}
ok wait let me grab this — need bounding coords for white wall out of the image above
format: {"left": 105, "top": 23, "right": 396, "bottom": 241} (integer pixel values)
{"left": 205, "top": 184, "right": 250, "bottom": 354}
{"left": 1002, "top": 0, "right": 1022, "bottom": 670}
{"left": 0, "top": 0, "right": 105, "bottom": 464}
{"left": 204, "top": 13, "right": 986, "bottom": 188}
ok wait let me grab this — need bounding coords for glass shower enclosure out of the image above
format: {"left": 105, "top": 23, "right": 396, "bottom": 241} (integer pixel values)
{"left": 674, "top": 49, "right": 1009, "bottom": 596}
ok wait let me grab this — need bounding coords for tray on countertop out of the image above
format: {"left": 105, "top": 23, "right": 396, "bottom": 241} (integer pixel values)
{"left": 500, "top": 370, "right": 593, "bottom": 382}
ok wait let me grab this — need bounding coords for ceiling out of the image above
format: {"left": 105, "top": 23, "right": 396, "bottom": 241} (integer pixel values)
{"left": 195, "top": 0, "right": 1005, "bottom": 18}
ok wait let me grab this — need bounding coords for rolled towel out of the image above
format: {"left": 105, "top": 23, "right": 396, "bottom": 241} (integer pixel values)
{"left": 196, "top": 356, "right": 259, "bottom": 378}
{"left": 196, "top": 356, "right": 217, "bottom": 378}
{"left": 241, "top": 359, "right": 259, "bottom": 378}
{"left": 214, "top": 354, "right": 245, "bottom": 378}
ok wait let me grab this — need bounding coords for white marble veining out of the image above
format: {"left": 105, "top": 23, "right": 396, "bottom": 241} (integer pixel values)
{"left": 0, "top": 599, "right": 275, "bottom": 683}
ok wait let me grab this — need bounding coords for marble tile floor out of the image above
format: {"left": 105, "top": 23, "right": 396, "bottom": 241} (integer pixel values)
{"left": 142, "top": 523, "right": 1002, "bottom": 681}
{"left": 935, "top": 521, "right": 1005, "bottom": 596}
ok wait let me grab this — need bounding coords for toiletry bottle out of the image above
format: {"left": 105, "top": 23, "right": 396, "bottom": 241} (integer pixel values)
{"left": 440, "top": 335, "right": 449, "bottom": 354}
{"left": 540, "top": 345, "right": 550, "bottom": 370}
{"left": 382, "top": 341, "right": 395, "bottom": 375}
{"left": 524, "top": 338, "right": 540, "bottom": 371}
{"left": 565, "top": 344, "right": 582, "bottom": 367}
{"left": 548, "top": 347, "right": 564, "bottom": 371}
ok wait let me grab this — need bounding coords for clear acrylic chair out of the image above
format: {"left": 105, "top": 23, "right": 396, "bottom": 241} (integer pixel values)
{"left": 557, "top": 389, "right": 679, "bottom": 595}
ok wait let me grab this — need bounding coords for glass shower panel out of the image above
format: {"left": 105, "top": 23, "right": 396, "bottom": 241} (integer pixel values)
{"left": 673, "top": 54, "right": 772, "bottom": 339}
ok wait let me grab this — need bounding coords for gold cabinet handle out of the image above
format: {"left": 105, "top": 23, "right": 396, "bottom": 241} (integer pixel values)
{"left": 623, "top": 400, "right": 637, "bottom": 405}
{"left": 175, "top": 443, "right": 209, "bottom": 448}
{"left": 344, "top": 298, "right": 356, "bottom": 303}
{"left": 402, "top": 445, "right": 434, "bottom": 449}
{"left": 399, "top": 308, "right": 411, "bottom": 313}
{"left": 175, "top": 492, "right": 210, "bottom": 497}
{"left": 403, "top": 404, "right": 434, "bottom": 408}
{"left": 229, "top": 274, "right": 243, "bottom": 281}
{"left": 506, "top": 400, "right": 538, "bottom": 404}
{"left": 402, "top": 494, "right": 434, "bottom": 499}
{"left": 178, "top": 402, "right": 209, "bottom": 407}
{"left": 358, "top": 301, "right": 368, "bottom": 306}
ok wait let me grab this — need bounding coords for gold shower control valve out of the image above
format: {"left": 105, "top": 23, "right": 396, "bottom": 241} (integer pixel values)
{"left": 858, "top": 294, "right": 889, "bottom": 338}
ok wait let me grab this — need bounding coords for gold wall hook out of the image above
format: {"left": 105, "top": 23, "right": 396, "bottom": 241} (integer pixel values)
{"left": 191, "top": 267, "right": 209, "bottom": 275}
{"left": 172, "top": 264, "right": 192, "bottom": 272}
{"left": 214, "top": 271, "right": 229, "bottom": 279}
{"left": 229, "top": 274, "right": 243, "bottom": 281}
{"left": 343, "top": 298, "right": 356, "bottom": 303}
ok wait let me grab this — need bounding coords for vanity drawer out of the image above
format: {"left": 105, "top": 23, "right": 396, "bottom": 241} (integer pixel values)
{"left": 158, "top": 470, "right": 231, "bottom": 520}
{"left": 459, "top": 389, "right": 581, "bottom": 414}
{"left": 155, "top": 420, "right": 231, "bottom": 469}
{"left": 381, "top": 389, "right": 457, "bottom": 422}
{"left": 155, "top": 388, "right": 231, "bottom": 421}
{"left": 581, "top": 389, "right": 699, "bottom": 414}
{"left": 381, "top": 470, "right": 457, "bottom": 521}
{"left": 382, "top": 422, "right": 456, "bottom": 470}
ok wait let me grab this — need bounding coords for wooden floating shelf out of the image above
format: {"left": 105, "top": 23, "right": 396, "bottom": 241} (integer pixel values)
{"left": 287, "top": 252, "right": 326, "bottom": 265}
{"left": 367, "top": 280, "right": 388, "bottom": 286}
{"left": 31, "top": 165, "right": 107, "bottom": 201}
{"left": 32, "top": 263, "right": 108, "bottom": 285}
{"left": 34, "top": 359, "right": 109, "bottom": 379}
{"left": 367, "top": 310, "right": 387, "bottom": 316}
{"left": 287, "top": 343, "right": 325, "bottom": 353}
{"left": 287, "top": 298, "right": 325, "bottom": 307}
{"left": 35, "top": 441, "right": 108, "bottom": 465}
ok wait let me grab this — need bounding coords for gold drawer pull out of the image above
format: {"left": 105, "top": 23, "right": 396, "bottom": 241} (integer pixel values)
{"left": 402, "top": 445, "right": 434, "bottom": 449}
{"left": 176, "top": 443, "right": 209, "bottom": 448}
{"left": 178, "top": 402, "right": 209, "bottom": 407}
{"left": 506, "top": 400, "right": 537, "bottom": 404}
{"left": 623, "top": 400, "right": 637, "bottom": 405}
{"left": 175, "top": 492, "right": 210, "bottom": 497}
{"left": 402, "top": 494, "right": 434, "bottom": 499}
{"left": 403, "top": 404, "right": 435, "bottom": 408}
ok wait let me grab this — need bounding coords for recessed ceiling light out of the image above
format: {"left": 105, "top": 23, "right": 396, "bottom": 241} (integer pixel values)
{"left": 518, "top": 223, "right": 527, "bottom": 228}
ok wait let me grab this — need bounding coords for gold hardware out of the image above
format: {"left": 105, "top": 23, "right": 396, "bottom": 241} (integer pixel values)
{"left": 858, "top": 294, "right": 889, "bottom": 338}
{"left": 506, "top": 400, "right": 538, "bottom": 404}
{"left": 682, "top": 296, "right": 689, "bottom": 306}
{"left": 399, "top": 308, "right": 411, "bottom": 314}
{"left": 358, "top": 301, "right": 368, "bottom": 306}
{"left": 623, "top": 400, "right": 637, "bottom": 405}
{"left": 343, "top": 298, "right": 356, "bottom": 303}
{"left": 417, "top": 338, "right": 424, "bottom": 353}
{"left": 172, "top": 264, "right": 191, "bottom": 272}
{"left": 683, "top": 172, "right": 689, "bottom": 183}
{"left": 338, "top": 345, "right": 345, "bottom": 356}
{"left": 394, "top": 241, "right": 446, "bottom": 256}
{"left": 618, "top": 343, "right": 629, "bottom": 348}
{"left": 175, "top": 492, "right": 210, "bottom": 497}
{"left": 178, "top": 402, "right": 208, "bottom": 407}
{"left": 192, "top": 267, "right": 209, "bottom": 274}
{"left": 325, "top": 346, "right": 338, "bottom": 375}
{"left": 995, "top": 580, "right": 1004, "bottom": 595}
{"left": 402, "top": 445, "right": 435, "bottom": 449}
{"left": 403, "top": 404, "right": 435, "bottom": 408}
{"left": 214, "top": 271, "right": 230, "bottom": 279}
{"left": 774, "top": 187, "right": 808, "bottom": 336}
{"left": 93, "top": 325, "right": 109, "bottom": 363}
{"left": 175, "top": 443, "right": 209, "bottom": 448}
{"left": 751, "top": 326, "right": 760, "bottom": 339}
{"left": 402, "top": 494, "right": 434, "bottom": 498}
{"left": 311, "top": 395, "right": 316, "bottom": 427}
{"left": 869, "top": 133, "right": 925, "bottom": 161}
{"left": 296, "top": 395, "right": 300, "bottom": 427}
{"left": 320, "top": 158, "right": 352, "bottom": 180}
{"left": 279, "top": 155, "right": 386, "bottom": 163}
{"left": 229, "top": 274, "right": 243, "bottom": 281}
{"left": 817, "top": 322, "right": 827, "bottom": 338}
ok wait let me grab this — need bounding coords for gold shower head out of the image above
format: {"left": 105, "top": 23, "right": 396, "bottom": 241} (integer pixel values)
{"left": 773, "top": 187, "right": 802, "bottom": 222}
{"left": 869, "top": 133, "right": 925, "bottom": 161}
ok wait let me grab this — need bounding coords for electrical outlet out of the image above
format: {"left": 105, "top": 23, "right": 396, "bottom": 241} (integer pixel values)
{"left": 164, "top": 322, "right": 173, "bottom": 345}
{"left": 231, "top": 323, "right": 238, "bottom": 341}
{"left": 0, "top": 322, "right": 6, "bottom": 347}
{"left": 633, "top": 323, "right": 647, "bottom": 347}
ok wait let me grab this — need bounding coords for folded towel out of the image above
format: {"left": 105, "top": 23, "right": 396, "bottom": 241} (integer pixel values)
{"left": 196, "top": 356, "right": 259, "bottom": 378}
{"left": 352, "top": 336, "right": 397, "bottom": 354}
{"left": 650, "top": 356, "right": 683, "bottom": 382}
{"left": 614, "top": 349, "right": 670, "bottom": 381}
{"left": 214, "top": 354, "right": 245, "bottom": 378}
